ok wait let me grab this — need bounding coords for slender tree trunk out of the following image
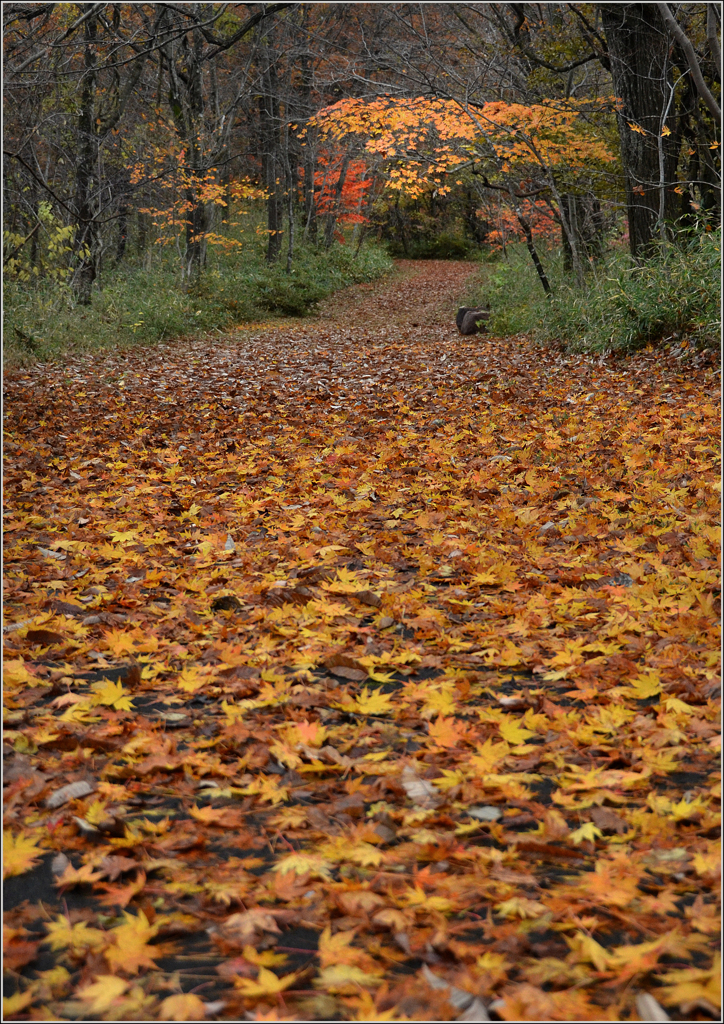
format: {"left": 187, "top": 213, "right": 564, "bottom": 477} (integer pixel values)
{"left": 116, "top": 205, "right": 128, "bottom": 263}
{"left": 259, "top": 41, "right": 283, "bottom": 263}
{"left": 516, "top": 212, "right": 551, "bottom": 295}
{"left": 601, "top": 3, "right": 679, "bottom": 258}
{"left": 285, "top": 127, "right": 295, "bottom": 273}
{"left": 73, "top": 13, "right": 99, "bottom": 305}
{"left": 303, "top": 145, "right": 318, "bottom": 243}
{"left": 299, "top": 12, "right": 318, "bottom": 244}
{"left": 324, "top": 152, "right": 351, "bottom": 248}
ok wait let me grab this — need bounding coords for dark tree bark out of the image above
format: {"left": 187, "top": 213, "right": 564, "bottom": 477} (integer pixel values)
{"left": 259, "top": 49, "right": 283, "bottom": 263}
{"left": 299, "top": 12, "right": 318, "bottom": 244}
{"left": 72, "top": 11, "right": 99, "bottom": 305}
{"left": 116, "top": 203, "right": 128, "bottom": 263}
{"left": 324, "top": 152, "right": 351, "bottom": 248}
{"left": 516, "top": 212, "right": 551, "bottom": 295}
{"left": 601, "top": 3, "right": 680, "bottom": 258}
{"left": 560, "top": 193, "right": 604, "bottom": 270}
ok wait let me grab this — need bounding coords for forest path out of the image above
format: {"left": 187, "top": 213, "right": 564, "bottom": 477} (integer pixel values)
{"left": 2, "top": 260, "right": 720, "bottom": 1023}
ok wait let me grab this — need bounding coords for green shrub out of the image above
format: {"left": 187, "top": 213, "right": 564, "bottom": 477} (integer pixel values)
{"left": 3, "top": 234, "right": 392, "bottom": 366}
{"left": 388, "top": 231, "right": 477, "bottom": 260}
{"left": 544, "top": 229, "right": 721, "bottom": 353}
{"left": 461, "top": 229, "right": 720, "bottom": 353}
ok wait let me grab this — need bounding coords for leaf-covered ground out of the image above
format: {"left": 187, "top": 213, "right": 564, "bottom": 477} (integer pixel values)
{"left": 3, "top": 260, "right": 720, "bottom": 1022}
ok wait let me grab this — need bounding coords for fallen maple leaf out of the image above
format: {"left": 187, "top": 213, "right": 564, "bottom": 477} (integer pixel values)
{"left": 44, "top": 915, "right": 107, "bottom": 955}
{"left": 3, "top": 831, "right": 44, "bottom": 878}
{"left": 234, "top": 965, "right": 298, "bottom": 998}
{"left": 158, "top": 992, "right": 207, "bottom": 1020}
{"left": 77, "top": 975, "right": 128, "bottom": 1014}
{"left": 428, "top": 714, "right": 467, "bottom": 747}
{"left": 104, "top": 910, "right": 160, "bottom": 973}
{"left": 215, "top": 909, "right": 282, "bottom": 948}
{"left": 315, "top": 963, "right": 383, "bottom": 993}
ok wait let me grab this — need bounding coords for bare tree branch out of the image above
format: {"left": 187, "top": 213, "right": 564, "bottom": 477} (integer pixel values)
{"left": 656, "top": 2, "right": 721, "bottom": 123}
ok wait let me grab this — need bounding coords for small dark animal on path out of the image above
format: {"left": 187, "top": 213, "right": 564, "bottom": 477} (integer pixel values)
{"left": 456, "top": 306, "right": 490, "bottom": 335}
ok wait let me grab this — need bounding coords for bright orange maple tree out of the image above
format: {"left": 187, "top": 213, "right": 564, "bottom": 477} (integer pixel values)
{"left": 306, "top": 95, "right": 615, "bottom": 257}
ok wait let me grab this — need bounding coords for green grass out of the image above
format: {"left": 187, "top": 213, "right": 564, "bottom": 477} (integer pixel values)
{"left": 3, "top": 223, "right": 392, "bottom": 366}
{"left": 462, "top": 230, "right": 721, "bottom": 354}
{"left": 546, "top": 230, "right": 721, "bottom": 353}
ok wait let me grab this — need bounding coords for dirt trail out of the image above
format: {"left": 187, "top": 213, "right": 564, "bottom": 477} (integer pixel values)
{"left": 313, "top": 257, "right": 479, "bottom": 329}
{"left": 3, "top": 260, "right": 720, "bottom": 1023}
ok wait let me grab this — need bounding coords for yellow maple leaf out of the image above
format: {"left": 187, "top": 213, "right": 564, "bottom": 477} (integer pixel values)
{"left": 234, "top": 966, "right": 298, "bottom": 998}
{"left": 663, "top": 696, "right": 695, "bottom": 716}
{"left": 103, "top": 628, "right": 137, "bottom": 656}
{"left": 59, "top": 699, "right": 101, "bottom": 723}
{"left": 469, "top": 737, "right": 510, "bottom": 774}
{"left": 110, "top": 529, "right": 138, "bottom": 545}
{"left": 657, "top": 954, "right": 721, "bottom": 1010}
{"left": 158, "top": 992, "right": 207, "bottom": 1020}
{"left": 350, "top": 687, "right": 394, "bottom": 716}
{"left": 3, "top": 659, "right": 35, "bottom": 690}
{"left": 243, "top": 946, "right": 288, "bottom": 967}
{"left": 471, "top": 571, "right": 499, "bottom": 585}
{"left": 606, "top": 930, "right": 692, "bottom": 980}
{"left": 498, "top": 716, "right": 534, "bottom": 745}
{"left": 401, "top": 885, "right": 453, "bottom": 912}
{"left": 91, "top": 678, "right": 135, "bottom": 711}
{"left": 628, "top": 671, "right": 662, "bottom": 699}
{"left": 345, "top": 989, "right": 400, "bottom": 1021}
{"left": 318, "top": 926, "right": 365, "bottom": 968}
{"left": 363, "top": 749, "right": 392, "bottom": 763}
{"left": 176, "top": 665, "right": 208, "bottom": 693}
{"left": 45, "top": 915, "right": 107, "bottom": 954}
{"left": 3, "top": 988, "right": 38, "bottom": 1016}
{"left": 420, "top": 685, "right": 457, "bottom": 717}
{"left": 3, "top": 831, "right": 44, "bottom": 879}
{"left": 272, "top": 852, "right": 333, "bottom": 880}
{"left": 565, "top": 931, "right": 610, "bottom": 972}
{"left": 495, "top": 896, "right": 547, "bottom": 919}
{"left": 315, "top": 963, "right": 384, "bottom": 993}
{"left": 269, "top": 740, "right": 303, "bottom": 769}
{"left": 188, "top": 804, "right": 236, "bottom": 826}
{"left": 692, "top": 843, "right": 720, "bottom": 878}
{"left": 346, "top": 842, "right": 384, "bottom": 867}
{"left": 104, "top": 910, "right": 159, "bottom": 974}
{"left": 85, "top": 799, "right": 112, "bottom": 826}
{"left": 433, "top": 767, "right": 465, "bottom": 790}
{"left": 268, "top": 806, "right": 308, "bottom": 830}
{"left": 570, "top": 821, "right": 603, "bottom": 844}
{"left": 242, "top": 775, "right": 289, "bottom": 805}
{"left": 78, "top": 975, "right": 128, "bottom": 1014}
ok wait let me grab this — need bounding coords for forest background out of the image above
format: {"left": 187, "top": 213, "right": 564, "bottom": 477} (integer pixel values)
{"left": 3, "top": 1, "right": 721, "bottom": 363}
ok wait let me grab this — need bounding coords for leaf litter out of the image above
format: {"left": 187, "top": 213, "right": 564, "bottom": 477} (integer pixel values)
{"left": 3, "top": 260, "right": 720, "bottom": 1021}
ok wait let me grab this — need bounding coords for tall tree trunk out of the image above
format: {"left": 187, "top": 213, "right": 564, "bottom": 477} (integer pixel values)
{"left": 73, "top": 12, "right": 99, "bottom": 305}
{"left": 299, "top": 10, "right": 318, "bottom": 244}
{"left": 259, "top": 42, "right": 283, "bottom": 263}
{"left": 324, "top": 152, "right": 351, "bottom": 248}
{"left": 560, "top": 193, "right": 604, "bottom": 270}
{"left": 601, "top": 4, "right": 679, "bottom": 258}
{"left": 516, "top": 212, "right": 551, "bottom": 295}
{"left": 303, "top": 150, "right": 318, "bottom": 243}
